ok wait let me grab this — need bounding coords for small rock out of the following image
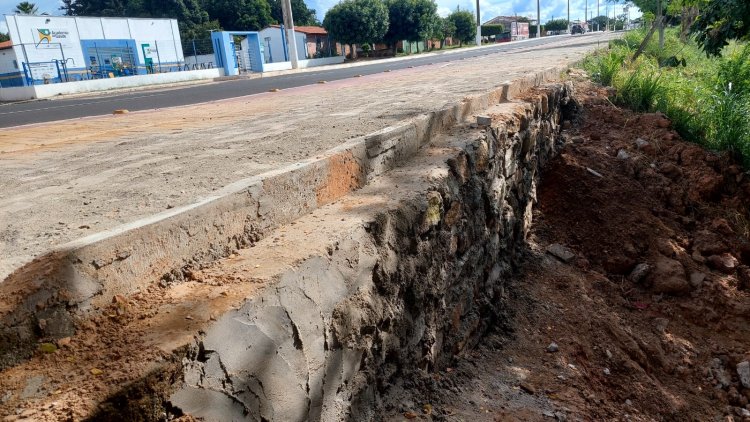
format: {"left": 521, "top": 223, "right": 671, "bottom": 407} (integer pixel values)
{"left": 603, "top": 368, "right": 611, "bottom": 375}
{"left": 554, "top": 412, "right": 567, "bottom": 422}
{"left": 653, "top": 318, "right": 669, "bottom": 334}
{"left": 629, "top": 263, "right": 651, "bottom": 283}
{"left": 707, "top": 253, "right": 739, "bottom": 274}
{"left": 617, "top": 149, "right": 630, "bottom": 160}
{"left": 691, "top": 250, "right": 706, "bottom": 264}
{"left": 737, "top": 361, "right": 750, "bottom": 389}
{"left": 547, "top": 342, "right": 559, "bottom": 353}
{"left": 649, "top": 255, "right": 690, "bottom": 295}
{"left": 547, "top": 244, "right": 576, "bottom": 263}
{"left": 710, "top": 358, "right": 732, "bottom": 388}
{"left": 476, "top": 115, "right": 492, "bottom": 126}
{"left": 520, "top": 382, "right": 536, "bottom": 395}
{"left": 625, "top": 399, "right": 633, "bottom": 406}
{"left": 57, "top": 337, "right": 71, "bottom": 348}
{"left": 605, "top": 349, "right": 613, "bottom": 359}
{"left": 689, "top": 272, "right": 706, "bottom": 288}
{"left": 90, "top": 368, "right": 103, "bottom": 376}
{"left": 635, "top": 138, "right": 649, "bottom": 149}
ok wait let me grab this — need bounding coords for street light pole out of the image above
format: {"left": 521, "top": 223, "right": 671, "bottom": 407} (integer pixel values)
{"left": 475, "top": 0, "right": 481, "bottom": 46}
{"left": 536, "top": 0, "right": 541, "bottom": 38}
{"left": 567, "top": 0, "right": 570, "bottom": 33}
{"left": 280, "top": 0, "right": 299, "bottom": 68}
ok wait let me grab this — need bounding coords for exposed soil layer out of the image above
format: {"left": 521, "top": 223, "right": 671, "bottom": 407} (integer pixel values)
{"left": 380, "top": 78, "right": 750, "bottom": 421}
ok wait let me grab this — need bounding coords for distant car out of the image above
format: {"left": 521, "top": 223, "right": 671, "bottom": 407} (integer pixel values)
{"left": 571, "top": 24, "right": 585, "bottom": 35}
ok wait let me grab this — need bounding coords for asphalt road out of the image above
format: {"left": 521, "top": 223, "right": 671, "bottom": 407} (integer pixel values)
{"left": 0, "top": 34, "right": 607, "bottom": 128}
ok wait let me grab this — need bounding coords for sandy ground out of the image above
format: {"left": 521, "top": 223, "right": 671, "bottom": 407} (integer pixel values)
{"left": 0, "top": 34, "right": 616, "bottom": 281}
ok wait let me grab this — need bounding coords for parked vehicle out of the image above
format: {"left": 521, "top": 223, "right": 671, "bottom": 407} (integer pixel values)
{"left": 571, "top": 24, "right": 585, "bottom": 35}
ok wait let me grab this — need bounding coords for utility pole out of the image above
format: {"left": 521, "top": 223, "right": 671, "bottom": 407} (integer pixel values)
{"left": 475, "top": 0, "right": 481, "bottom": 46}
{"left": 280, "top": 0, "right": 299, "bottom": 68}
{"left": 567, "top": 0, "right": 570, "bottom": 33}
{"left": 585, "top": 0, "right": 588, "bottom": 30}
{"left": 597, "top": 0, "right": 599, "bottom": 31}
{"left": 536, "top": 0, "right": 541, "bottom": 38}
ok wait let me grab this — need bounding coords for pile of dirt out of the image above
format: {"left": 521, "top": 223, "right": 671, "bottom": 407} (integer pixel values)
{"left": 380, "top": 79, "right": 750, "bottom": 421}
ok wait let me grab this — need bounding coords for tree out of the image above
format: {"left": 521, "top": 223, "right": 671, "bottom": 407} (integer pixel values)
{"left": 481, "top": 24, "right": 504, "bottom": 37}
{"left": 14, "top": 2, "right": 38, "bottom": 14}
{"left": 323, "top": 0, "right": 389, "bottom": 58}
{"left": 545, "top": 19, "right": 568, "bottom": 31}
{"left": 0, "top": 33, "right": 9, "bottom": 42}
{"left": 383, "top": 0, "right": 438, "bottom": 52}
{"left": 431, "top": 16, "right": 455, "bottom": 48}
{"left": 59, "top": 0, "right": 82, "bottom": 16}
{"left": 203, "top": 0, "right": 275, "bottom": 31}
{"left": 383, "top": 0, "right": 414, "bottom": 50}
{"left": 447, "top": 10, "right": 475, "bottom": 46}
{"left": 269, "top": 0, "right": 319, "bottom": 26}
{"left": 590, "top": 15, "right": 609, "bottom": 30}
{"left": 692, "top": 0, "right": 750, "bottom": 56}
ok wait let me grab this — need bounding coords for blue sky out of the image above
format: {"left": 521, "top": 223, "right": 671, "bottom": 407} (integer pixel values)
{"left": 1, "top": 0, "right": 639, "bottom": 34}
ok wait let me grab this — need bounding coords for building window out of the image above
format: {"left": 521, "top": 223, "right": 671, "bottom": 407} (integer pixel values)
{"left": 13, "top": 60, "right": 18, "bottom": 69}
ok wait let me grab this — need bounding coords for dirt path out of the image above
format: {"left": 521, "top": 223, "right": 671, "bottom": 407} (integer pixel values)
{"left": 0, "top": 34, "right": 618, "bottom": 281}
{"left": 380, "top": 78, "right": 750, "bottom": 421}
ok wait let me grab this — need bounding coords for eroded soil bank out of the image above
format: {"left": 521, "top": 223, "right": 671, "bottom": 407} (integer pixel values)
{"left": 380, "top": 77, "right": 750, "bottom": 421}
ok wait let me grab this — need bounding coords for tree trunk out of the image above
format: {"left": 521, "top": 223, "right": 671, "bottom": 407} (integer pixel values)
{"left": 632, "top": 16, "right": 662, "bottom": 62}
{"left": 351, "top": 44, "right": 357, "bottom": 59}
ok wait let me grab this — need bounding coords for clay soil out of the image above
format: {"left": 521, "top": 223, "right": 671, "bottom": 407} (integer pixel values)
{"left": 382, "top": 78, "right": 750, "bottom": 421}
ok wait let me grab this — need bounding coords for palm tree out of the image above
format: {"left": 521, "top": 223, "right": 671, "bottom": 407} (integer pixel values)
{"left": 14, "top": 2, "right": 39, "bottom": 15}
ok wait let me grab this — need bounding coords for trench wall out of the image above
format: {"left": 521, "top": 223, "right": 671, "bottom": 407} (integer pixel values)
{"left": 167, "top": 83, "right": 576, "bottom": 421}
{"left": 0, "top": 67, "right": 564, "bottom": 369}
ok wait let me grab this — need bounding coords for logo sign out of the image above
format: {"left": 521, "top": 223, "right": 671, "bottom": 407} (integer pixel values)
{"left": 32, "top": 28, "right": 73, "bottom": 49}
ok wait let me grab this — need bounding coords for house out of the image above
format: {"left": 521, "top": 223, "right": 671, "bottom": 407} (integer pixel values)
{"left": 253, "top": 25, "right": 333, "bottom": 64}
{"left": 483, "top": 16, "right": 530, "bottom": 40}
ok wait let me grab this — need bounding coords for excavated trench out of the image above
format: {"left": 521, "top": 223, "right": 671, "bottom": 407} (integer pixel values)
{"left": 0, "top": 80, "right": 579, "bottom": 421}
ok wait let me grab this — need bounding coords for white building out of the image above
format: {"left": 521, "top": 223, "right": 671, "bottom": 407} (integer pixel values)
{"left": 1, "top": 15, "right": 183, "bottom": 87}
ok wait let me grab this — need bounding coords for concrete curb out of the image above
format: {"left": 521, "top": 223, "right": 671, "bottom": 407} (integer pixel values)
{"left": 0, "top": 65, "right": 565, "bottom": 367}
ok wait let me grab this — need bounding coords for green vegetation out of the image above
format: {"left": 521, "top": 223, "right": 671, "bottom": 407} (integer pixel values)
{"left": 0, "top": 33, "right": 9, "bottom": 43}
{"left": 481, "top": 24, "right": 504, "bottom": 37}
{"left": 13, "top": 2, "right": 38, "bottom": 15}
{"left": 583, "top": 28, "right": 750, "bottom": 165}
{"left": 323, "top": 0, "right": 389, "bottom": 57}
{"left": 448, "top": 10, "right": 476, "bottom": 46}
{"left": 545, "top": 19, "right": 568, "bottom": 32}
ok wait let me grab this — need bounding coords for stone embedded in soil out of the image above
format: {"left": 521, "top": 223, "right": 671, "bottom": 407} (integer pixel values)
{"left": 629, "top": 263, "right": 651, "bottom": 283}
{"left": 547, "top": 342, "right": 559, "bottom": 353}
{"left": 689, "top": 272, "right": 706, "bottom": 288}
{"left": 616, "top": 149, "right": 630, "bottom": 160}
{"left": 707, "top": 253, "right": 739, "bottom": 274}
{"left": 649, "top": 255, "right": 690, "bottom": 295}
{"left": 693, "top": 230, "right": 729, "bottom": 256}
{"left": 635, "top": 138, "right": 650, "bottom": 151}
{"left": 738, "top": 361, "right": 750, "bottom": 389}
{"left": 547, "top": 244, "right": 576, "bottom": 263}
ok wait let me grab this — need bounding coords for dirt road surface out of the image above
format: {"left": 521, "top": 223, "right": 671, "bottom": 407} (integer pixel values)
{"left": 0, "top": 34, "right": 616, "bottom": 281}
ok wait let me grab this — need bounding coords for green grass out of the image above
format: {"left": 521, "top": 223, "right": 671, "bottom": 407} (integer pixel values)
{"left": 583, "top": 28, "right": 750, "bottom": 166}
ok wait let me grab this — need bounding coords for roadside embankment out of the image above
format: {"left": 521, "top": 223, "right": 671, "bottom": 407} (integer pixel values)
{"left": 0, "top": 79, "right": 575, "bottom": 419}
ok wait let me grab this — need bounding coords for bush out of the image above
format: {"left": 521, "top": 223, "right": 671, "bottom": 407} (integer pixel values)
{"left": 582, "top": 27, "right": 750, "bottom": 167}
{"left": 615, "top": 67, "right": 664, "bottom": 112}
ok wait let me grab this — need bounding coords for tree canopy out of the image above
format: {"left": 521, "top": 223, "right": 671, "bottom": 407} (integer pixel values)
{"left": 14, "top": 2, "right": 38, "bottom": 14}
{"left": 692, "top": 0, "right": 750, "bottom": 56}
{"left": 269, "top": 0, "right": 319, "bottom": 26}
{"left": 0, "top": 33, "right": 10, "bottom": 42}
{"left": 323, "top": 0, "right": 389, "bottom": 47}
{"left": 545, "top": 19, "right": 568, "bottom": 31}
{"left": 481, "top": 24, "right": 504, "bottom": 36}
{"left": 448, "top": 10, "right": 475, "bottom": 45}
{"left": 383, "top": 0, "right": 438, "bottom": 47}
